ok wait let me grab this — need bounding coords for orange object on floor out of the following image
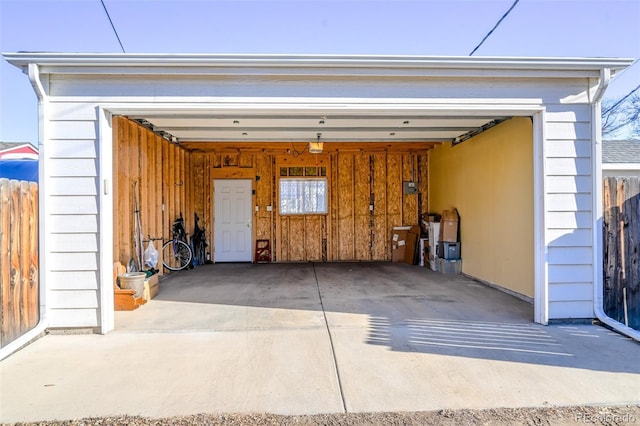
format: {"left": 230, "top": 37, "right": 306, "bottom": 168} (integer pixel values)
{"left": 113, "top": 262, "right": 146, "bottom": 311}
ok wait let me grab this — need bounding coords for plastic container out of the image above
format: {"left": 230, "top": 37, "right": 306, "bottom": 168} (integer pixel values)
{"left": 438, "top": 258, "right": 462, "bottom": 275}
{"left": 118, "top": 272, "right": 146, "bottom": 298}
{"left": 437, "top": 242, "right": 461, "bottom": 260}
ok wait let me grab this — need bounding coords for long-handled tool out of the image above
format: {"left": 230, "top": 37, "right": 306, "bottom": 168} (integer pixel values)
{"left": 132, "top": 180, "right": 144, "bottom": 272}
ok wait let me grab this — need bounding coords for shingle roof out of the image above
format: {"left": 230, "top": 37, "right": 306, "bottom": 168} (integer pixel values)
{"left": 0, "top": 142, "right": 34, "bottom": 152}
{"left": 603, "top": 140, "right": 640, "bottom": 163}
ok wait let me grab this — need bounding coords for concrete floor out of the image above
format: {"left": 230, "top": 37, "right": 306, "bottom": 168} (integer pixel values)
{"left": 1, "top": 263, "right": 639, "bottom": 423}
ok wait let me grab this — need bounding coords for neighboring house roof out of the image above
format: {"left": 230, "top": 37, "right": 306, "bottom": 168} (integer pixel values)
{"left": 602, "top": 140, "right": 640, "bottom": 164}
{"left": 0, "top": 142, "right": 38, "bottom": 160}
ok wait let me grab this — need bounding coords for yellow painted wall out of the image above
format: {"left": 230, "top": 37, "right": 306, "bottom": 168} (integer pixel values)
{"left": 429, "top": 117, "right": 534, "bottom": 298}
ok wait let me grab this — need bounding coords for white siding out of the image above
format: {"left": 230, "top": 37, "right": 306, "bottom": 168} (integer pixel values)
{"left": 49, "top": 308, "right": 100, "bottom": 328}
{"left": 49, "top": 290, "right": 99, "bottom": 309}
{"left": 49, "top": 74, "right": 592, "bottom": 104}
{"left": 544, "top": 104, "right": 595, "bottom": 319}
{"left": 548, "top": 301, "right": 594, "bottom": 319}
{"left": 49, "top": 271, "right": 99, "bottom": 290}
{"left": 48, "top": 140, "right": 98, "bottom": 158}
{"left": 547, "top": 229, "right": 592, "bottom": 247}
{"left": 49, "top": 233, "right": 98, "bottom": 252}
{"left": 49, "top": 120, "right": 97, "bottom": 140}
{"left": 49, "top": 196, "right": 99, "bottom": 214}
{"left": 546, "top": 193, "right": 592, "bottom": 211}
{"left": 545, "top": 140, "right": 591, "bottom": 158}
{"left": 548, "top": 283, "right": 593, "bottom": 301}
{"left": 48, "top": 253, "right": 98, "bottom": 271}
{"left": 546, "top": 176, "right": 592, "bottom": 193}
{"left": 49, "top": 158, "right": 97, "bottom": 177}
{"left": 548, "top": 246, "right": 592, "bottom": 264}
{"left": 45, "top": 102, "right": 101, "bottom": 328}
{"left": 50, "top": 215, "right": 98, "bottom": 233}
{"left": 39, "top": 69, "right": 600, "bottom": 327}
{"left": 602, "top": 168, "right": 640, "bottom": 178}
{"left": 48, "top": 177, "right": 98, "bottom": 196}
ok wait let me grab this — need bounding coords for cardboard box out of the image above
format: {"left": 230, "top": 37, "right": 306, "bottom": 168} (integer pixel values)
{"left": 404, "top": 225, "right": 421, "bottom": 265}
{"left": 144, "top": 274, "right": 159, "bottom": 300}
{"left": 391, "top": 226, "right": 410, "bottom": 262}
{"left": 440, "top": 209, "right": 459, "bottom": 242}
{"left": 437, "top": 242, "right": 461, "bottom": 260}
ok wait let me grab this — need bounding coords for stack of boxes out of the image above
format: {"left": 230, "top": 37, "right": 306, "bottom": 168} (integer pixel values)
{"left": 426, "top": 209, "right": 462, "bottom": 274}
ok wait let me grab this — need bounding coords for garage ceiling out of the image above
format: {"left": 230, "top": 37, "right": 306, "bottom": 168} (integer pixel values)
{"left": 126, "top": 113, "right": 511, "bottom": 151}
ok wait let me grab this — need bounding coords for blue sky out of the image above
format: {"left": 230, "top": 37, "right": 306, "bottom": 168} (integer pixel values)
{"left": 1, "top": 0, "right": 639, "bottom": 143}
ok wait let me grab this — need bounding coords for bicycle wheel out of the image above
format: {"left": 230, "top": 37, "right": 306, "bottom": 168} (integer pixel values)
{"left": 162, "top": 239, "right": 193, "bottom": 271}
{"left": 195, "top": 239, "right": 206, "bottom": 265}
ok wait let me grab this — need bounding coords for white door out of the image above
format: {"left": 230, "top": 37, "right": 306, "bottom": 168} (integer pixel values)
{"left": 214, "top": 179, "right": 253, "bottom": 262}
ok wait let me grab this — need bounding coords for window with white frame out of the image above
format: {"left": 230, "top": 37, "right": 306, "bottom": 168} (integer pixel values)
{"left": 279, "top": 178, "right": 328, "bottom": 214}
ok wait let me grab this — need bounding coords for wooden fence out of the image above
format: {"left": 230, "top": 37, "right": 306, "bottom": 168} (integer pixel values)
{"left": 0, "top": 178, "right": 39, "bottom": 349}
{"left": 603, "top": 176, "right": 640, "bottom": 330}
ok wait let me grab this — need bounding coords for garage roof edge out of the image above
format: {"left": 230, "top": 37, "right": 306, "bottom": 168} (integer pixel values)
{"left": 2, "top": 52, "right": 633, "bottom": 74}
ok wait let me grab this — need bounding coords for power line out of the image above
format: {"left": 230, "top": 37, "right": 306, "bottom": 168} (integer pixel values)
{"left": 100, "top": 0, "right": 125, "bottom": 53}
{"left": 603, "top": 82, "right": 640, "bottom": 115}
{"left": 469, "top": 0, "right": 520, "bottom": 56}
{"left": 602, "top": 58, "right": 640, "bottom": 115}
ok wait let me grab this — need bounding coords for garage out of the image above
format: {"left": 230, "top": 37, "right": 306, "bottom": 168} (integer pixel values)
{"left": 110, "top": 112, "right": 533, "bottom": 296}
{"left": 2, "top": 53, "right": 633, "bottom": 348}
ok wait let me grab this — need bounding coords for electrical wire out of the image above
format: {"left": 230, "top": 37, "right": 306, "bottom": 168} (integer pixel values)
{"left": 100, "top": 0, "right": 126, "bottom": 53}
{"left": 469, "top": 0, "right": 520, "bottom": 56}
{"left": 603, "top": 79, "right": 640, "bottom": 115}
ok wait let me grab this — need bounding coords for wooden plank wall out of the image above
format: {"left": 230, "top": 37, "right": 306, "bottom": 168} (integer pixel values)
{"left": 113, "top": 118, "right": 430, "bottom": 264}
{"left": 190, "top": 151, "right": 259, "bottom": 263}
{"left": 112, "top": 117, "right": 192, "bottom": 271}
{"left": 187, "top": 149, "right": 428, "bottom": 262}
{"left": 326, "top": 151, "right": 427, "bottom": 262}
{"left": 0, "top": 179, "right": 39, "bottom": 348}
{"left": 603, "top": 176, "right": 640, "bottom": 330}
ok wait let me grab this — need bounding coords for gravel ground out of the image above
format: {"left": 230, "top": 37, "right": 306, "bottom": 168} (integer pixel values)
{"left": 6, "top": 405, "right": 640, "bottom": 426}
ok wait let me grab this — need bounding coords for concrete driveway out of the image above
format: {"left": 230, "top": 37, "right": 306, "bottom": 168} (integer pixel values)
{"left": 1, "top": 263, "right": 639, "bottom": 423}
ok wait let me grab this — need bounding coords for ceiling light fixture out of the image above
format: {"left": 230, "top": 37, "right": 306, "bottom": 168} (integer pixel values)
{"left": 309, "top": 133, "right": 324, "bottom": 154}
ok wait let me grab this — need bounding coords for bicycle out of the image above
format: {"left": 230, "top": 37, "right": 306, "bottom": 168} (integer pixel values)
{"left": 162, "top": 213, "right": 193, "bottom": 271}
{"left": 190, "top": 213, "right": 209, "bottom": 266}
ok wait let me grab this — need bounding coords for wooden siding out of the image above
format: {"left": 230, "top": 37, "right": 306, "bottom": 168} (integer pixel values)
{"left": 186, "top": 146, "right": 429, "bottom": 263}
{"left": 112, "top": 117, "right": 192, "bottom": 270}
{"left": 544, "top": 104, "right": 594, "bottom": 319}
{"left": 603, "top": 177, "right": 640, "bottom": 330}
{"left": 110, "top": 124, "right": 429, "bottom": 267}
{"left": 0, "top": 179, "right": 39, "bottom": 348}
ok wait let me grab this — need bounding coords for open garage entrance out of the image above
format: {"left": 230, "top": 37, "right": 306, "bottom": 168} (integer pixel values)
{"left": 111, "top": 108, "right": 536, "bottom": 327}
